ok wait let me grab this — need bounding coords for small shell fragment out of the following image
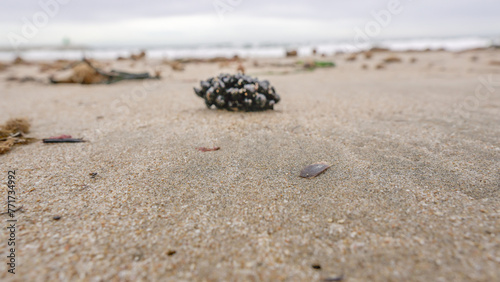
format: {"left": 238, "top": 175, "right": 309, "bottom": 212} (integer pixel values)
{"left": 299, "top": 162, "right": 330, "bottom": 178}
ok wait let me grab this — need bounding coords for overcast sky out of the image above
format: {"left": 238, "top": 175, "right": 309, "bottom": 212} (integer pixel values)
{"left": 1, "top": 0, "right": 499, "bottom": 47}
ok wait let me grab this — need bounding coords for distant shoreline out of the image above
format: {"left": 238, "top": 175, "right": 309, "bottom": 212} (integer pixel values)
{"left": 0, "top": 36, "right": 498, "bottom": 62}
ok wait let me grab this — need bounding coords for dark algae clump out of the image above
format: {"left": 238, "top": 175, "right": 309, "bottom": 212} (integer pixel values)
{"left": 194, "top": 73, "right": 280, "bottom": 111}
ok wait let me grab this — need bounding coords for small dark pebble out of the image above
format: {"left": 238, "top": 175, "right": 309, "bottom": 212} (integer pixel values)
{"left": 89, "top": 172, "right": 98, "bottom": 178}
{"left": 53, "top": 216, "right": 61, "bottom": 220}
{"left": 167, "top": 250, "right": 176, "bottom": 256}
{"left": 312, "top": 264, "right": 322, "bottom": 270}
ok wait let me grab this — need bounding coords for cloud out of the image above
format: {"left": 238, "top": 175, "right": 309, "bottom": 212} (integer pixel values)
{"left": 2, "top": 0, "right": 499, "bottom": 22}
{"left": 1, "top": 0, "right": 499, "bottom": 46}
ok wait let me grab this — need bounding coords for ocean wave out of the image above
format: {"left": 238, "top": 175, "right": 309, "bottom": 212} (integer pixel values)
{"left": 0, "top": 36, "right": 497, "bottom": 61}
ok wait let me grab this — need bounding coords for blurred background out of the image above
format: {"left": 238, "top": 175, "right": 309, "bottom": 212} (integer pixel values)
{"left": 1, "top": 0, "right": 499, "bottom": 60}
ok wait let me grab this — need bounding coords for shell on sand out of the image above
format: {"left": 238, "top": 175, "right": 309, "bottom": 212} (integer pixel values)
{"left": 299, "top": 162, "right": 330, "bottom": 178}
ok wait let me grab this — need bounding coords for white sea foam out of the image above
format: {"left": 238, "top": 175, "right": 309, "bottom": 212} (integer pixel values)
{"left": 0, "top": 37, "right": 497, "bottom": 62}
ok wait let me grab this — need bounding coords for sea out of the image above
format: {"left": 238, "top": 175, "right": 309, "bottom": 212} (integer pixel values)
{"left": 0, "top": 36, "right": 498, "bottom": 62}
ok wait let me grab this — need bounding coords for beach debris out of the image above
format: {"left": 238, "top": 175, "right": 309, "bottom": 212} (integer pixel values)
{"left": 5, "top": 76, "right": 39, "bottom": 83}
{"left": 302, "top": 60, "right": 336, "bottom": 70}
{"left": 299, "top": 162, "right": 330, "bottom": 178}
{"left": 269, "top": 62, "right": 297, "bottom": 68}
{"left": 489, "top": 60, "right": 500, "bottom": 66}
{"left": 375, "top": 64, "right": 385, "bottom": 70}
{"left": 130, "top": 50, "right": 146, "bottom": 60}
{"left": 167, "top": 250, "right": 177, "bottom": 256}
{"left": 0, "top": 118, "right": 35, "bottom": 155}
{"left": 50, "top": 58, "right": 160, "bottom": 84}
{"left": 39, "top": 59, "right": 77, "bottom": 73}
{"left": 313, "top": 61, "right": 336, "bottom": 67}
{"left": 42, "top": 135, "right": 85, "bottom": 143}
{"left": 286, "top": 50, "right": 298, "bottom": 57}
{"left": 53, "top": 215, "right": 62, "bottom": 220}
{"left": 218, "top": 61, "right": 231, "bottom": 68}
{"left": 364, "top": 51, "right": 373, "bottom": 59}
{"left": 21, "top": 77, "right": 36, "bottom": 83}
{"left": 237, "top": 64, "right": 245, "bottom": 74}
{"left": 311, "top": 264, "right": 322, "bottom": 270}
{"left": 194, "top": 73, "right": 281, "bottom": 111}
{"left": 12, "top": 56, "right": 28, "bottom": 65}
{"left": 89, "top": 172, "right": 98, "bottom": 179}
{"left": 196, "top": 146, "right": 220, "bottom": 152}
{"left": 369, "top": 47, "right": 390, "bottom": 52}
{"left": 303, "top": 61, "right": 315, "bottom": 69}
{"left": 0, "top": 138, "right": 15, "bottom": 155}
{"left": 345, "top": 54, "right": 357, "bottom": 61}
{"left": 0, "top": 62, "right": 8, "bottom": 72}
{"left": 2, "top": 118, "right": 30, "bottom": 133}
{"left": 172, "top": 56, "right": 241, "bottom": 64}
{"left": 47, "top": 134, "right": 73, "bottom": 139}
{"left": 383, "top": 55, "right": 402, "bottom": 63}
{"left": 170, "top": 61, "right": 185, "bottom": 71}
{"left": 49, "top": 60, "right": 110, "bottom": 84}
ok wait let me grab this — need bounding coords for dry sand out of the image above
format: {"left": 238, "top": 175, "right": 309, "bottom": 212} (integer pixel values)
{"left": 1, "top": 50, "right": 499, "bottom": 281}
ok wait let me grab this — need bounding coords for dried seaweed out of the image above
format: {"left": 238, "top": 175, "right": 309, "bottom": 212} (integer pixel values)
{"left": 2, "top": 118, "right": 30, "bottom": 133}
{"left": 50, "top": 58, "right": 160, "bottom": 84}
{"left": 0, "top": 118, "right": 36, "bottom": 155}
{"left": 383, "top": 55, "right": 402, "bottom": 63}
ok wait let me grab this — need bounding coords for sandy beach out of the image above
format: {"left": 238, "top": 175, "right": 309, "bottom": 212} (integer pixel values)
{"left": 1, "top": 49, "right": 500, "bottom": 281}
